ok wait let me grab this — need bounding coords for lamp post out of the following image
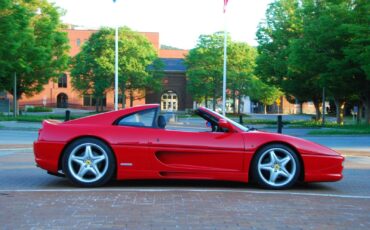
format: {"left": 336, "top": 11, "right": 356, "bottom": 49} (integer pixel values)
{"left": 222, "top": 0, "right": 229, "bottom": 116}
{"left": 113, "top": 0, "right": 119, "bottom": 111}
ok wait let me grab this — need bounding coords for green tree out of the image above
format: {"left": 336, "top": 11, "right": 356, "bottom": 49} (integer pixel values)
{"left": 256, "top": 0, "right": 326, "bottom": 119}
{"left": 71, "top": 28, "right": 113, "bottom": 112}
{"left": 71, "top": 27, "right": 162, "bottom": 111}
{"left": 227, "top": 43, "right": 258, "bottom": 114}
{"left": 317, "top": 1, "right": 361, "bottom": 124}
{"left": 185, "top": 32, "right": 226, "bottom": 111}
{"left": 0, "top": 0, "right": 69, "bottom": 113}
{"left": 248, "top": 77, "right": 283, "bottom": 114}
{"left": 289, "top": 0, "right": 366, "bottom": 124}
{"left": 256, "top": 0, "right": 370, "bottom": 124}
{"left": 343, "top": 0, "right": 370, "bottom": 123}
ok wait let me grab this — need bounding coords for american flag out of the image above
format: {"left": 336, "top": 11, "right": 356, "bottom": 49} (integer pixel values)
{"left": 223, "top": 0, "right": 229, "bottom": 13}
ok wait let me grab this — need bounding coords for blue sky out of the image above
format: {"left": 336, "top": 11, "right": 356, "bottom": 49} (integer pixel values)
{"left": 50, "top": 0, "right": 272, "bottom": 49}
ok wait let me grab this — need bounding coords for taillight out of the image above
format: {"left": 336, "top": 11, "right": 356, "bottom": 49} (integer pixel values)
{"left": 38, "top": 129, "right": 42, "bottom": 140}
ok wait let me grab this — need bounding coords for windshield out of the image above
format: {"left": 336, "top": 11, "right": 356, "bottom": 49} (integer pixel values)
{"left": 203, "top": 108, "right": 249, "bottom": 132}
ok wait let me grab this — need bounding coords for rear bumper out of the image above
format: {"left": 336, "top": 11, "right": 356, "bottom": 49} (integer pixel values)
{"left": 303, "top": 154, "right": 344, "bottom": 182}
{"left": 33, "top": 141, "right": 66, "bottom": 173}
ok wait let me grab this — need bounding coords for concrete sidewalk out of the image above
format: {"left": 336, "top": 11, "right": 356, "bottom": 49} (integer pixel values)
{"left": 0, "top": 121, "right": 42, "bottom": 131}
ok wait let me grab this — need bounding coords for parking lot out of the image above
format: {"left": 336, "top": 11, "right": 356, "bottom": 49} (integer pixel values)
{"left": 1, "top": 128, "right": 370, "bottom": 229}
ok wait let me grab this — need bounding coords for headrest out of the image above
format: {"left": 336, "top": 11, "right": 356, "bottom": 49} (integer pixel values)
{"left": 157, "top": 115, "right": 166, "bottom": 129}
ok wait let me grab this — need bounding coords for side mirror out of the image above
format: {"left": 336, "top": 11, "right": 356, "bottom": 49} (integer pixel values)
{"left": 218, "top": 119, "right": 234, "bottom": 132}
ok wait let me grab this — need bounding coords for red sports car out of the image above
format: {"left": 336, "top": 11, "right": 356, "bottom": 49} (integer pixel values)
{"left": 33, "top": 104, "right": 344, "bottom": 189}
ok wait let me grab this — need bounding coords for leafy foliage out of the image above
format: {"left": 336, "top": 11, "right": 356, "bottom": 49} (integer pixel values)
{"left": 256, "top": 0, "right": 370, "bottom": 124}
{"left": 0, "top": 0, "right": 69, "bottom": 99}
{"left": 186, "top": 32, "right": 274, "bottom": 113}
{"left": 70, "top": 27, "right": 163, "bottom": 111}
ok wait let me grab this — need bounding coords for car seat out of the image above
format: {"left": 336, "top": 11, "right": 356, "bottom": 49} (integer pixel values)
{"left": 157, "top": 115, "right": 166, "bottom": 129}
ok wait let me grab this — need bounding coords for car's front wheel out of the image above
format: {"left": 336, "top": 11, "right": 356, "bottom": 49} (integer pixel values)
{"left": 62, "top": 138, "right": 115, "bottom": 187}
{"left": 252, "top": 144, "right": 300, "bottom": 189}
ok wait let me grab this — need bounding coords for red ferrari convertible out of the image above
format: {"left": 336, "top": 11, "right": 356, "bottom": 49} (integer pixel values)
{"left": 34, "top": 104, "right": 344, "bottom": 189}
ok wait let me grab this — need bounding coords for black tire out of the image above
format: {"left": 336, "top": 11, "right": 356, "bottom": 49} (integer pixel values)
{"left": 251, "top": 144, "right": 300, "bottom": 189}
{"left": 62, "top": 138, "right": 115, "bottom": 187}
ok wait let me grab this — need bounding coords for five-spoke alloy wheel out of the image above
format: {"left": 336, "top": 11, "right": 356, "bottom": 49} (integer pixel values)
{"left": 62, "top": 138, "right": 115, "bottom": 187}
{"left": 252, "top": 144, "right": 300, "bottom": 189}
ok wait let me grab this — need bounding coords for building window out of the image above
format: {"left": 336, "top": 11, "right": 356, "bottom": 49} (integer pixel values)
{"left": 76, "top": 38, "right": 81, "bottom": 47}
{"left": 161, "top": 90, "right": 178, "bottom": 111}
{"left": 83, "top": 94, "right": 106, "bottom": 107}
{"left": 58, "top": 73, "right": 67, "bottom": 88}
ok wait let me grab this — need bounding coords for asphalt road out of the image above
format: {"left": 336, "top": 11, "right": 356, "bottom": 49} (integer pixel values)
{"left": 1, "top": 143, "right": 370, "bottom": 229}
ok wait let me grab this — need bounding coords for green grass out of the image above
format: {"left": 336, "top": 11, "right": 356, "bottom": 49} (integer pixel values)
{"left": 226, "top": 113, "right": 251, "bottom": 118}
{"left": 26, "top": 106, "right": 53, "bottom": 112}
{"left": 308, "top": 124, "right": 370, "bottom": 135}
{"left": 289, "top": 120, "right": 337, "bottom": 128}
{"left": 0, "top": 114, "right": 85, "bottom": 122}
{"left": 242, "top": 119, "right": 284, "bottom": 125}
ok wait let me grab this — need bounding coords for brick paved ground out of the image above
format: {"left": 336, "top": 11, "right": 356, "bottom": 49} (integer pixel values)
{"left": 1, "top": 190, "right": 370, "bottom": 230}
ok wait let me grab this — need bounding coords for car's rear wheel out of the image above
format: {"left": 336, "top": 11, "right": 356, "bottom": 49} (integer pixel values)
{"left": 252, "top": 144, "right": 300, "bottom": 189}
{"left": 62, "top": 138, "right": 115, "bottom": 187}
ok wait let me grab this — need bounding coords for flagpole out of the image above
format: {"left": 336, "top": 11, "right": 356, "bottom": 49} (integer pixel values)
{"left": 113, "top": 0, "right": 118, "bottom": 111}
{"left": 114, "top": 25, "right": 119, "bottom": 111}
{"left": 222, "top": 3, "right": 227, "bottom": 116}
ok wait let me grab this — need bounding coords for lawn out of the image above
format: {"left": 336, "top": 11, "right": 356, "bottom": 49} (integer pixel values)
{"left": 0, "top": 114, "right": 85, "bottom": 122}
{"left": 308, "top": 125, "right": 370, "bottom": 135}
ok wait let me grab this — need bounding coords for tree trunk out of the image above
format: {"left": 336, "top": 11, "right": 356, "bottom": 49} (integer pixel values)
{"left": 264, "top": 105, "right": 267, "bottom": 114}
{"left": 237, "top": 94, "right": 242, "bottom": 114}
{"left": 121, "top": 84, "right": 126, "bottom": 109}
{"left": 212, "top": 97, "right": 216, "bottom": 111}
{"left": 212, "top": 88, "right": 217, "bottom": 111}
{"left": 300, "top": 102, "right": 303, "bottom": 115}
{"left": 334, "top": 99, "right": 345, "bottom": 125}
{"left": 95, "top": 97, "right": 99, "bottom": 113}
{"left": 312, "top": 98, "right": 321, "bottom": 121}
{"left": 205, "top": 95, "right": 208, "bottom": 108}
{"left": 100, "top": 97, "right": 104, "bottom": 112}
{"left": 364, "top": 96, "right": 370, "bottom": 125}
{"left": 356, "top": 103, "right": 362, "bottom": 124}
{"left": 232, "top": 89, "right": 236, "bottom": 114}
{"left": 130, "top": 90, "right": 134, "bottom": 107}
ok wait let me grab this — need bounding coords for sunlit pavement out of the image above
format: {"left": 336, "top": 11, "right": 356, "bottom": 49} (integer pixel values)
{"left": 0, "top": 122, "right": 369, "bottom": 229}
{"left": 0, "top": 145, "right": 370, "bottom": 229}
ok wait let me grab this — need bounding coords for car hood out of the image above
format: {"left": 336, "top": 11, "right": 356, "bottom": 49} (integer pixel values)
{"left": 241, "top": 130, "right": 342, "bottom": 157}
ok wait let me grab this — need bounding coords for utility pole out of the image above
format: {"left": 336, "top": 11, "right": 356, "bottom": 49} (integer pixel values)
{"left": 13, "top": 72, "right": 17, "bottom": 118}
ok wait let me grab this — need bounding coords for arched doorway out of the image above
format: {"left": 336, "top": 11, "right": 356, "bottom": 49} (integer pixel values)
{"left": 57, "top": 93, "right": 68, "bottom": 108}
{"left": 161, "top": 90, "right": 178, "bottom": 111}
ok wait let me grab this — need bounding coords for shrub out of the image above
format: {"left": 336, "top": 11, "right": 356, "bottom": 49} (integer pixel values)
{"left": 26, "top": 106, "right": 53, "bottom": 112}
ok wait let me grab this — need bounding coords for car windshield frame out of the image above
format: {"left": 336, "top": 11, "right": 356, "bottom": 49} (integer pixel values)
{"left": 201, "top": 108, "right": 249, "bottom": 132}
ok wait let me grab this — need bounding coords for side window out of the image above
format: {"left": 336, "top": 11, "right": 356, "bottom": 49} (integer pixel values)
{"left": 117, "top": 109, "right": 156, "bottom": 127}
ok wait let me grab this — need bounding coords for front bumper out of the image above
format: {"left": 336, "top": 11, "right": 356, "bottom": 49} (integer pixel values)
{"left": 302, "top": 154, "right": 344, "bottom": 182}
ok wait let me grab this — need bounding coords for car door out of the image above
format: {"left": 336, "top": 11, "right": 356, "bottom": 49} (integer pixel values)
{"left": 111, "top": 108, "right": 157, "bottom": 174}
{"left": 147, "top": 128, "right": 245, "bottom": 175}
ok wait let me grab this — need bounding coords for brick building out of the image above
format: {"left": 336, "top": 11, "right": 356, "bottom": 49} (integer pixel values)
{"left": 18, "top": 28, "right": 192, "bottom": 111}
{"left": 13, "top": 28, "right": 320, "bottom": 115}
